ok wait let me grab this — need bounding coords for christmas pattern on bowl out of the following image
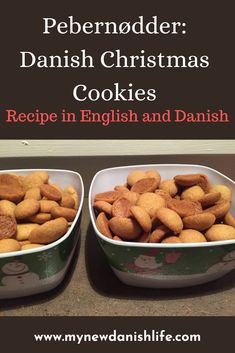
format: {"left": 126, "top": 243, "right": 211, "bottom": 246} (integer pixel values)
{"left": 98, "top": 239, "right": 235, "bottom": 277}
{"left": 0, "top": 228, "right": 77, "bottom": 287}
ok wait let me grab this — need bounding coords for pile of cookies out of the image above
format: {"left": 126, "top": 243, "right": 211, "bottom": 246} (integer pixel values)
{"left": 0, "top": 171, "right": 79, "bottom": 253}
{"left": 93, "top": 170, "right": 235, "bottom": 243}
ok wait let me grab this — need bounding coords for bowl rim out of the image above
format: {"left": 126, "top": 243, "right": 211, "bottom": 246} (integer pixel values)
{"left": 0, "top": 168, "right": 84, "bottom": 258}
{"left": 89, "top": 163, "right": 235, "bottom": 249}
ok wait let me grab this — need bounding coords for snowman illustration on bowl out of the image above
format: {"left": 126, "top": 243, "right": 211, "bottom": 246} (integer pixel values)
{"left": 125, "top": 249, "right": 181, "bottom": 275}
{"left": 1, "top": 260, "right": 39, "bottom": 287}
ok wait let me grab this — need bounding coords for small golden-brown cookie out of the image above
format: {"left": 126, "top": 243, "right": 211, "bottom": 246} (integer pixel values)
{"left": 39, "top": 200, "right": 59, "bottom": 213}
{"left": 127, "top": 170, "right": 147, "bottom": 186}
{"left": 167, "top": 199, "right": 202, "bottom": 217}
{"left": 32, "top": 171, "right": 49, "bottom": 184}
{"left": 94, "top": 201, "right": 112, "bottom": 216}
{"left": 23, "top": 173, "right": 44, "bottom": 191}
{"left": 0, "top": 174, "right": 25, "bottom": 203}
{"left": 96, "top": 212, "right": 113, "bottom": 238}
{"left": 120, "top": 191, "right": 139, "bottom": 205}
{"left": 145, "top": 170, "right": 161, "bottom": 186}
{"left": 159, "top": 179, "right": 178, "bottom": 197}
{"left": 0, "top": 214, "right": 17, "bottom": 239}
{"left": 209, "top": 185, "right": 232, "bottom": 202}
{"left": 200, "top": 192, "right": 221, "bottom": 208}
{"left": 131, "top": 178, "right": 159, "bottom": 193}
{"left": 40, "top": 184, "right": 62, "bottom": 201}
{"left": 174, "top": 173, "right": 202, "bottom": 187}
{"left": 109, "top": 217, "right": 142, "bottom": 240}
{"left": 204, "top": 201, "right": 231, "bottom": 219}
{"left": 64, "top": 185, "right": 79, "bottom": 209}
{"left": 24, "top": 187, "right": 41, "bottom": 201}
{"left": 0, "top": 238, "right": 21, "bottom": 253}
{"left": 181, "top": 186, "right": 205, "bottom": 202}
{"left": 21, "top": 243, "right": 44, "bottom": 250}
{"left": 174, "top": 173, "right": 209, "bottom": 191}
{"left": 130, "top": 205, "right": 152, "bottom": 232}
{"left": 28, "top": 213, "right": 52, "bottom": 224}
{"left": 15, "top": 199, "right": 40, "bottom": 220}
{"left": 112, "top": 198, "right": 132, "bottom": 218}
{"left": 162, "top": 236, "right": 181, "bottom": 244}
{"left": 94, "top": 191, "right": 121, "bottom": 204}
{"left": 179, "top": 229, "right": 207, "bottom": 243}
{"left": 16, "top": 223, "right": 40, "bottom": 240}
{"left": 155, "top": 189, "right": 172, "bottom": 203}
{"left": 137, "top": 192, "right": 166, "bottom": 218}
{"left": 183, "top": 213, "right": 216, "bottom": 231}
{"left": 156, "top": 207, "right": 183, "bottom": 233}
{"left": 0, "top": 200, "right": 16, "bottom": 218}
{"left": 29, "top": 217, "right": 68, "bottom": 244}
{"left": 60, "top": 193, "right": 75, "bottom": 208}
{"left": 205, "top": 224, "right": 235, "bottom": 241}
{"left": 224, "top": 212, "right": 235, "bottom": 228}
{"left": 0, "top": 173, "right": 23, "bottom": 188}
{"left": 149, "top": 225, "right": 169, "bottom": 243}
{"left": 51, "top": 206, "right": 77, "bottom": 222}
{"left": 197, "top": 174, "right": 210, "bottom": 192}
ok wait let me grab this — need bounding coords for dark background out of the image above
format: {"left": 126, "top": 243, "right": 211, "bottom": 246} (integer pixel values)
{"left": 0, "top": 317, "right": 234, "bottom": 353}
{"left": 0, "top": 0, "right": 234, "bottom": 138}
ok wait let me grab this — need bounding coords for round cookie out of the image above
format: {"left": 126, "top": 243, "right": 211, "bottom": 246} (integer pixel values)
{"left": 28, "top": 213, "right": 52, "bottom": 224}
{"left": 204, "top": 201, "right": 230, "bottom": 219}
{"left": 183, "top": 213, "right": 216, "bottom": 231}
{"left": 137, "top": 192, "right": 166, "bottom": 218}
{"left": 112, "top": 198, "right": 132, "bottom": 218}
{"left": 0, "top": 200, "right": 16, "bottom": 218}
{"left": 0, "top": 214, "right": 17, "bottom": 239}
{"left": 179, "top": 229, "right": 207, "bottom": 243}
{"left": 96, "top": 212, "right": 112, "bottom": 239}
{"left": 159, "top": 179, "right": 178, "bottom": 197}
{"left": 149, "top": 225, "right": 169, "bottom": 243}
{"left": 109, "top": 216, "right": 142, "bottom": 240}
{"left": 200, "top": 192, "right": 221, "bottom": 208}
{"left": 205, "top": 224, "right": 235, "bottom": 241}
{"left": 40, "top": 184, "right": 62, "bottom": 202}
{"left": 24, "top": 187, "right": 41, "bottom": 201}
{"left": 167, "top": 199, "right": 202, "bottom": 218}
{"left": 95, "top": 191, "right": 121, "bottom": 204}
{"left": 181, "top": 186, "right": 205, "bottom": 202}
{"left": 94, "top": 201, "right": 112, "bottom": 216}
{"left": 127, "top": 170, "right": 147, "bottom": 187}
{"left": 130, "top": 205, "right": 152, "bottom": 232}
{"left": 51, "top": 206, "right": 77, "bottom": 222}
{"left": 29, "top": 217, "right": 68, "bottom": 244}
{"left": 15, "top": 199, "right": 40, "bottom": 220}
{"left": 0, "top": 239, "right": 21, "bottom": 253}
{"left": 209, "top": 185, "right": 232, "bottom": 202}
{"left": 131, "top": 178, "right": 159, "bottom": 194}
{"left": 23, "top": 173, "right": 44, "bottom": 191}
{"left": 162, "top": 236, "right": 181, "bottom": 244}
{"left": 156, "top": 207, "right": 183, "bottom": 233}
